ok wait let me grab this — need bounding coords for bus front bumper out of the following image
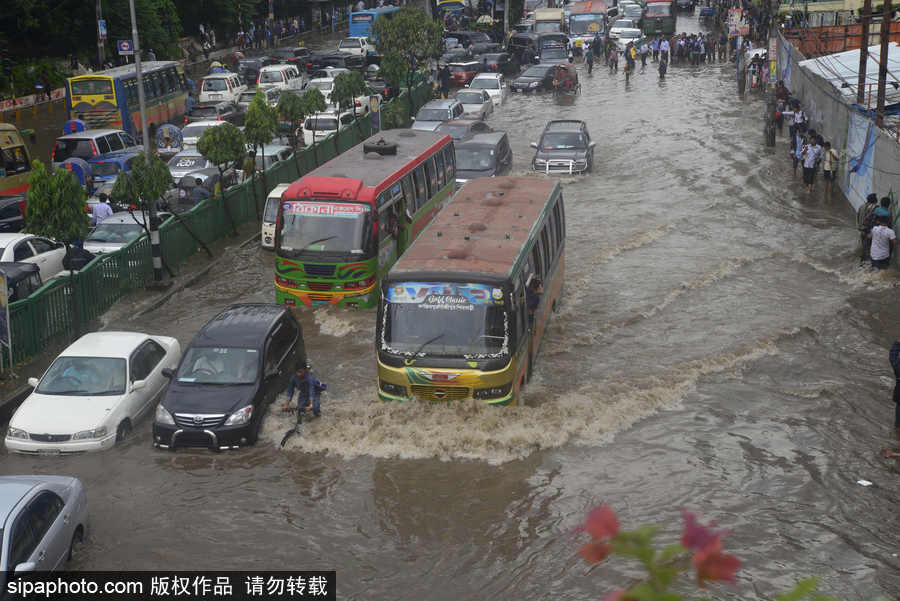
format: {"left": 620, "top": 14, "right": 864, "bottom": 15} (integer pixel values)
{"left": 377, "top": 362, "right": 517, "bottom": 406}
{"left": 275, "top": 282, "right": 378, "bottom": 308}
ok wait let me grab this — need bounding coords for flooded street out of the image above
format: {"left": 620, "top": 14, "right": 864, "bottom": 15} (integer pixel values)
{"left": 3, "top": 14, "right": 900, "bottom": 600}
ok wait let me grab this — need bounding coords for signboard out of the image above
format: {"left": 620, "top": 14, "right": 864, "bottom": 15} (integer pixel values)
{"left": 369, "top": 95, "right": 381, "bottom": 133}
{"left": 282, "top": 201, "right": 368, "bottom": 216}
{"left": 387, "top": 282, "right": 505, "bottom": 307}
{"left": 98, "top": 20, "right": 107, "bottom": 41}
{"left": 156, "top": 124, "right": 184, "bottom": 154}
{"left": 117, "top": 40, "right": 134, "bottom": 56}
{"left": 0, "top": 267, "right": 9, "bottom": 350}
{"left": 727, "top": 9, "right": 749, "bottom": 39}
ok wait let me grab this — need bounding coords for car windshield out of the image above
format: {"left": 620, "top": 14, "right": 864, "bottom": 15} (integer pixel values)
{"left": 91, "top": 162, "right": 120, "bottom": 177}
{"left": 470, "top": 78, "right": 499, "bottom": 89}
{"left": 86, "top": 223, "right": 145, "bottom": 244}
{"left": 36, "top": 356, "right": 127, "bottom": 396}
{"left": 469, "top": 32, "right": 491, "bottom": 43}
{"left": 541, "top": 131, "right": 586, "bottom": 149}
{"left": 542, "top": 48, "right": 568, "bottom": 59}
{"left": 190, "top": 106, "right": 220, "bottom": 118}
{"left": 259, "top": 71, "right": 284, "bottom": 83}
{"left": 613, "top": 19, "right": 634, "bottom": 28}
{"left": 522, "top": 66, "right": 551, "bottom": 77}
{"left": 340, "top": 39, "right": 360, "bottom": 48}
{"left": 456, "top": 146, "right": 497, "bottom": 171}
{"left": 181, "top": 125, "right": 214, "bottom": 139}
{"left": 449, "top": 65, "right": 474, "bottom": 73}
{"left": 625, "top": 7, "right": 643, "bottom": 16}
{"left": 264, "top": 198, "right": 280, "bottom": 223}
{"left": 309, "top": 80, "right": 333, "bottom": 91}
{"left": 278, "top": 200, "right": 369, "bottom": 255}
{"left": 176, "top": 347, "right": 259, "bottom": 384}
{"left": 570, "top": 15, "right": 605, "bottom": 34}
{"left": 382, "top": 282, "right": 509, "bottom": 358}
{"left": 238, "top": 92, "right": 257, "bottom": 103}
{"left": 534, "top": 22, "right": 561, "bottom": 33}
{"left": 619, "top": 30, "right": 641, "bottom": 39}
{"left": 305, "top": 118, "right": 338, "bottom": 131}
{"left": 456, "top": 91, "right": 485, "bottom": 104}
{"left": 417, "top": 108, "right": 452, "bottom": 121}
{"left": 168, "top": 156, "right": 208, "bottom": 170}
{"left": 202, "top": 78, "right": 228, "bottom": 91}
{"left": 646, "top": 3, "right": 671, "bottom": 15}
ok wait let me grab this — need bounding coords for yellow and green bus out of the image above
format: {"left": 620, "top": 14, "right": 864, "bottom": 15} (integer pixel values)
{"left": 0, "top": 124, "right": 33, "bottom": 198}
{"left": 275, "top": 129, "right": 456, "bottom": 308}
{"left": 376, "top": 176, "right": 565, "bottom": 406}
{"left": 66, "top": 61, "right": 189, "bottom": 138}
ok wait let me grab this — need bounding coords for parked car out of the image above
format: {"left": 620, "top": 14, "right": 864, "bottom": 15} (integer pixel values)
{"left": 261, "top": 183, "right": 290, "bottom": 250}
{"left": 455, "top": 89, "right": 494, "bottom": 120}
{"left": 180, "top": 120, "right": 227, "bottom": 150}
{"left": 0, "top": 234, "right": 65, "bottom": 282}
{"left": 0, "top": 475, "right": 88, "bottom": 582}
{"left": 454, "top": 132, "right": 513, "bottom": 186}
{"left": 510, "top": 64, "right": 556, "bottom": 92}
{"left": 153, "top": 303, "right": 306, "bottom": 450}
{"left": 184, "top": 101, "right": 244, "bottom": 126}
{"left": 0, "top": 195, "right": 25, "bottom": 233}
{"left": 412, "top": 99, "right": 465, "bottom": 131}
{"left": 468, "top": 73, "right": 508, "bottom": 105}
{"left": 83, "top": 211, "right": 174, "bottom": 254}
{"left": 338, "top": 36, "right": 376, "bottom": 56}
{"left": 0, "top": 262, "right": 42, "bottom": 302}
{"left": 257, "top": 64, "right": 307, "bottom": 93}
{"left": 198, "top": 72, "right": 247, "bottom": 104}
{"left": 6, "top": 332, "right": 181, "bottom": 454}
{"left": 167, "top": 151, "right": 213, "bottom": 181}
{"left": 51, "top": 129, "right": 142, "bottom": 169}
{"left": 448, "top": 61, "right": 482, "bottom": 86}
{"left": 436, "top": 119, "right": 493, "bottom": 141}
{"left": 531, "top": 119, "right": 595, "bottom": 174}
{"left": 477, "top": 53, "right": 518, "bottom": 76}
{"left": 237, "top": 87, "right": 281, "bottom": 112}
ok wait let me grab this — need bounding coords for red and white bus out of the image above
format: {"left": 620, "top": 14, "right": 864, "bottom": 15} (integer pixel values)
{"left": 274, "top": 129, "right": 456, "bottom": 308}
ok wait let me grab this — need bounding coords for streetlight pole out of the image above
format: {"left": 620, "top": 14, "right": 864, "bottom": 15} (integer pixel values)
{"left": 764, "top": 0, "right": 778, "bottom": 147}
{"left": 857, "top": 0, "right": 871, "bottom": 106}
{"left": 128, "top": 0, "right": 163, "bottom": 282}
{"left": 875, "top": 0, "right": 893, "bottom": 127}
{"left": 96, "top": 0, "right": 104, "bottom": 68}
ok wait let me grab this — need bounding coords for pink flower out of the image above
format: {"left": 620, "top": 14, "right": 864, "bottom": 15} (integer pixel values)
{"left": 681, "top": 510, "right": 725, "bottom": 552}
{"left": 578, "top": 540, "right": 612, "bottom": 564}
{"left": 585, "top": 505, "right": 620, "bottom": 540}
{"left": 693, "top": 539, "right": 741, "bottom": 586}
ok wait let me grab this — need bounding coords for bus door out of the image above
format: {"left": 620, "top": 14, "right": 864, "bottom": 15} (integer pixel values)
{"left": 376, "top": 183, "right": 406, "bottom": 272}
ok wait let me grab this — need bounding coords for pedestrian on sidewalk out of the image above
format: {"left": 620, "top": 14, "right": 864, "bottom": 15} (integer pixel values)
{"left": 874, "top": 196, "right": 892, "bottom": 223}
{"left": 859, "top": 193, "right": 879, "bottom": 263}
{"left": 868, "top": 215, "right": 896, "bottom": 269}
{"left": 640, "top": 42, "right": 649, "bottom": 68}
{"left": 791, "top": 131, "right": 806, "bottom": 176}
{"left": 801, "top": 135, "right": 822, "bottom": 193}
{"left": 821, "top": 141, "right": 840, "bottom": 195}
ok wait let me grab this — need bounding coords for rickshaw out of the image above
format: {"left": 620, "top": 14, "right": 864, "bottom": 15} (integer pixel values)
{"left": 552, "top": 63, "right": 580, "bottom": 96}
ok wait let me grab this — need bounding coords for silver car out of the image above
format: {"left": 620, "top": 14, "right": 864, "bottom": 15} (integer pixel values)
{"left": 0, "top": 475, "right": 88, "bottom": 586}
{"left": 83, "top": 211, "right": 173, "bottom": 255}
{"left": 167, "top": 152, "right": 213, "bottom": 181}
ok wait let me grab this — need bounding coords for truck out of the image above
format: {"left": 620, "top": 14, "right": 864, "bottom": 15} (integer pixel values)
{"left": 568, "top": 0, "right": 608, "bottom": 47}
{"left": 643, "top": 0, "right": 677, "bottom": 36}
{"left": 533, "top": 7, "right": 565, "bottom": 33}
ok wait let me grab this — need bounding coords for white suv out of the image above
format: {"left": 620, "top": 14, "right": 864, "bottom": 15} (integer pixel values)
{"left": 198, "top": 73, "right": 247, "bottom": 104}
{"left": 337, "top": 37, "right": 375, "bottom": 57}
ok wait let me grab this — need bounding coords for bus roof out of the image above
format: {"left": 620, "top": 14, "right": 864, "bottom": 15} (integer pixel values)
{"left": 69, "top": 61, "right": 179, "bottom": 81}
{"left": 283, "top": 129, "right": 450, "bottom": 202}
{"left": 570, "top": 0, "right": 607, "bottom": 13}
{"left": 389, "top": 176, "right": 560, "bottom": 283}
{"left": 353, "top": 6, "right": 401, "bottom": 14}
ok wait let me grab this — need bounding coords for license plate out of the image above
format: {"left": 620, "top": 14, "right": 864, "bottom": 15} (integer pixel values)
{"left": 210, "top": 94, "right": 222, "bottom": 99}
{"left": 38, "top": 448, "right": 61, "bottom": 455}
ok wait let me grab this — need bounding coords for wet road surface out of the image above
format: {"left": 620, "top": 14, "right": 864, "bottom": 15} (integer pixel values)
{"left": 3, "top": 15, "right": 900, "bottom": 601}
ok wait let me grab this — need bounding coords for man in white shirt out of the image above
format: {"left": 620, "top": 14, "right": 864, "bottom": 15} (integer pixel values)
{"left": 91, "top": 194, "right": 114, "bottom": 226}
{"left": 660, "top": 39, "right": 670, "bottom": 63}
{"left": 801, "top": 139, "right": 821, "bottom": 192}
{"left": 868, "top": 216, "right": 896, "bottom": 270}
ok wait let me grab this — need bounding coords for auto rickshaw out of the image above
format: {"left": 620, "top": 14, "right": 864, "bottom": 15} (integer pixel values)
{"left": 552, "top": 63, "right": 580, "bottom": 96}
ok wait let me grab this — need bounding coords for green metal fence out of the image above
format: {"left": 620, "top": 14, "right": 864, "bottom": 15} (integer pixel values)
{"left": 8, "top": 82, "right": 433, "bottom": 364}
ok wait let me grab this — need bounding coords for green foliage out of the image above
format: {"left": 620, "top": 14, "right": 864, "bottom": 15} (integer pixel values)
{"left": 111, "top": 153, "right": 172, "bottom": 209}
{"left": 378, "top": 53, "right": 408, "bottom": 88}
{"left": 277, "top": 89, "right": 305, "bottom": 149}
{"left": 198, "top": 122, "right": 247, "bottom": 172}
{"left": 371, "top": 7, "right": 444, "bottom": 65}
{"left": 301, "top": 86, "right": 328, "bottom": 118}
{"left": 332, "top": 71, "right": 368, "bottom": 114}
{"left": 25, "top": 160, "right": 89, "bottom": 245}
{"left": 244, "top": 91, "right": 278, "bottom": 150}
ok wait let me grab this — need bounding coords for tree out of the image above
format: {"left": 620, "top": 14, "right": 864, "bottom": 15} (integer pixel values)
{"left": 277, "top": 89, "right": 307, "bottom": 176}
{"left": 243, "top": 90, "right": 278, "bottom": 213}
{"left": 111, "top": 152, "right": 172, "bottom": 213}
{"left": 332, "top": 71, "right": 370, "bottom": 140}
{"left": 371, "top": 7, "right": 443, "bottom": 119}
{"left": 198, "top": 122, "right": 246, "bottom": 236}
{"left": 300, "top": 86, "right": 327, "bottom": 167}
{"left": 25, "top": 160, "right": 91, "bottom": 336}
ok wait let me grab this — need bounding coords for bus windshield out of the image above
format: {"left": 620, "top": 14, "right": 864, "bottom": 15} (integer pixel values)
{"left": 645, "top": 3, "right": 672, "bottom": 15}
{"left": 382, "top": 282, "right": 509, "bottom": 358}
{"left": 71, "top": 78, "right": 114, "bottom": 95}
{"left": 569, "top": 15, "right": 605, "bottom": 34}
{"left": 279, "top": 200, "right": 369, "bottom": 255}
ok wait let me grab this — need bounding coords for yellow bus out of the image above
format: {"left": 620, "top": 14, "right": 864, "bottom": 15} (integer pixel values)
{"left": 66, "top": 61, "right": 189, "bottom": 138}
{"left": 0, "top": 124, "right": 33, "bottom": 198}
{"left": 376, "top": 176, "right": 565, "bottom": 406}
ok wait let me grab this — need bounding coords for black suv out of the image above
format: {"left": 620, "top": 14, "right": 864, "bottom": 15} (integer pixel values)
{"left": 0, "top": 195, "right": 25, "bottom": 233}
{"left": 530, "top": 120, "right": 595, "bottom": 174}
{"left": 308, "top": 51, "right": 365, "bottom": 72}
{"left": 153, "top": 304, "right": 305, "bottom": 450}
{"left": 184, "top": 101, "right": 244, "bottom": 126}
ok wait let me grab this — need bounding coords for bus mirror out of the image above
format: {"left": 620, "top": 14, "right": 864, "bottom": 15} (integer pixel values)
{"left": 530, "top": 142, "right": 538, "bottom": 149}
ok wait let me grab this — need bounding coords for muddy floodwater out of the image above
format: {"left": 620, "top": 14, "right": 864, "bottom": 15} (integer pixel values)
{"left": 3, "top": 15, "right": 900, "bottom": 601}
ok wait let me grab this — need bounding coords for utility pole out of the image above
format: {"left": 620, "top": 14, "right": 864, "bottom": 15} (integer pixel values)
{"left": 504, "top": 0, "right": 509, "bottom": 35}
{"left": 875, "top": 0, "right": 893, "bottom": 126}
{"left": 96, "top": 0, "right": 104, "bottom": 68}
{"left": 128, "top": 0, "right": 163, "bottom": 282}
{"left": 856, "top": 0, "right": 871, "bottom": 105}
{"left": 764, "top": 0, "right": 778, "bottom": 146}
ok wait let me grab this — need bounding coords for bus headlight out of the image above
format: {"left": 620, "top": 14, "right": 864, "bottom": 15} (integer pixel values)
{"left": 380, "top": 381, "right": 408, "bottom": 398}
{"left": 473, "top": 384, "right": 511, "bottom": 400}
{"left": 276, "top": 276, "right": 299, "bottom": 289}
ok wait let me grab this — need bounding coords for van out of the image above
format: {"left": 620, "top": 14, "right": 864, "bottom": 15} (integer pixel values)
{"left": 51, "top": 129, "right": 143, "bottom": 169}
{"left": 507, "top": 33, "right": 542, "bottom": 64}
{"left": 198, "top": 72, "right": 247, "bottom": 104}
{"left": 454, "top": 132, "right": 513, "bottom": 186}
{"left": 257, "top": 64, "right": 306, "bottom": 93}
{"left": 261, "top": 183, "right": 290, "bottom": 250}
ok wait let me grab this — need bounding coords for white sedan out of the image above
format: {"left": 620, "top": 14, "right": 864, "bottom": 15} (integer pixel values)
{"left": 455, "top": 89, "right": 494, "bottom": 121}
{"left": 468, "top": 73, "right": 507, "bottom": 105}
{"left": 337, "top": 36, "right": 375, "bottom": 56}
{"left": 5, "top": 331, "right": 181, "bottom": 454}
{"left": 0, "top": 233, "right": 66, "bottom": 282}
{"left": 608, "top": 18, "right": 636, "bottom": 39}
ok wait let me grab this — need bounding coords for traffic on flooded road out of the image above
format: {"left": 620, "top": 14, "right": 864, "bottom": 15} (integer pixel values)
{"left": 2, "top": 3, "right": 899, "bottom": 601}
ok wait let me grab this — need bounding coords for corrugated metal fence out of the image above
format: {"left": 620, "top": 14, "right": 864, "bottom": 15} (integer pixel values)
{"left": 9, "top": 82, "right": 432, "bottom": 363}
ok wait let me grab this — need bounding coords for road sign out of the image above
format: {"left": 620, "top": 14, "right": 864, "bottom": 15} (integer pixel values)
{"left": 98, "top": 19, "right": 107, "bottom": 41}
{"left": 118, "top": 40, "right": 134, "bottom": 56}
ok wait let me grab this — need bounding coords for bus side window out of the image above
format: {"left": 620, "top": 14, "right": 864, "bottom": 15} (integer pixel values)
{"left": 400, "top": 176, "right": 414, "bottom": 216}
{"left": 435, "top": 151, "right": 445, "bottom": 188}
{"left": 424, "top": 158, "right": 437, "bottom": 199}
{"left": 553, "top": 199, "right": 564, "bottom": 245}
{"left": 540, "top": 222, "right": 551, "bottom": 273}
{"left": 443, "top": 145, "right": 455, "bottom": 182}
{"left": 529, "top": 242, "right": 542, "bottom": 281}
{"left": 557, "top": 193, "right": 565, "bottom": 240}
{"left": 412, "top": 166, "right": 426, "bottom": 211}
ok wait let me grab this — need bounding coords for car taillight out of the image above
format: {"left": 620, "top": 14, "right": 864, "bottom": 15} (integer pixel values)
{"left": 354, "top": 99, "right": 360, "bottom": 107}
{"left": 90, "top": 140, "right": 99, "bottom": 157}
{"left": 217, "top": 116, "right": 222, "bottom": 120}
{"left": 51, "top": 142, "right": 58, "bottom": 160}
{"left": 184, "top": 117, "right": 188, "bottom": 123}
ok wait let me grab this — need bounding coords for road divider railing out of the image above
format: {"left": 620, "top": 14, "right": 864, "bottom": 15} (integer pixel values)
{"left": 8, "top": 82, "right": 431, "bottom": 364}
